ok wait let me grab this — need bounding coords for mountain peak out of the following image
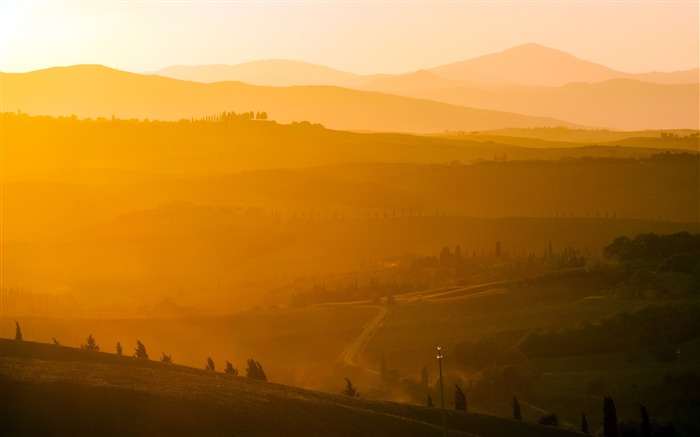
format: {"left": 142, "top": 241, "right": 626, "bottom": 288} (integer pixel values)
{"left": 430, "top": 43, "right": 619, "bottom": 86}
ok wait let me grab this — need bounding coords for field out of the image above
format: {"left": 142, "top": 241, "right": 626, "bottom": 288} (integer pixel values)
{"left": 2, "top": 110, "right": 698, "bottom": 437}
{"left": 5, "top": 265, "right": 699, "bottom": 434}
{"left": 1, "top": 339, "right": 583, "bottom": 437}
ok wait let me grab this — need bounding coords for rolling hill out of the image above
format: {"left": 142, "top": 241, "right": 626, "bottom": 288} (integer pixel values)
{"left": 0, "top": 65, "right": 577, "bottom": 133}
{"left": 150, "top": 59, "right": 383, "bottom": 87}
{"left": 1, "top": 339, "right": 581, "bottom": 437}
{"left": 428, "top": 43, "right": 699, "bottom": 86}
{"left": 361, "top": 74, "right": 699, "bottom": 131}
{"left": 152, "top": 44, "right": 699, "bottom": 89}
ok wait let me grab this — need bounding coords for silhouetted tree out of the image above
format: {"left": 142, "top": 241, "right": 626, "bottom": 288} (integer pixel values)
{"left": 581, "top": 412, "right": 589, "bottom": 434}
{"left": 225, "top": 361, "right": 238, "bottom": 375}
{"left": 160, "top": 353, "right": 173, "bottom": 364}
{"left": 512, "top": 395, "right": 522, "bottom": 420}
{"left": 454, "top": 384, "right": 467, "bottom": 412}
{"left": 134, "top": 340, "right": 149, "bottom": 359}
{"left": 640, "top": 405, "right": 651, "bottom": 437}
{"left": 116, "top": 342, "right": 123, "bottom": 355}
{"left": 14, "top": 321, "right": 22, "bottom": 341}
{"left": 427, "top": 394, "right": 434, "bottom": 407}
{"left": 205, "top": 357, "right": 215, "bottom": 371}
{"left": 52, "top": 337, "right": 60, "bottom": 346}
{"left": 246, "top": 359, "right": 267, "bottom": 381}
{"left": 343, "top": 378, "right": 357, "bottom": 397}
{"left": 603, "top": 395, "right": 618, "bottom": 437}
{"left": 81, "top": 334, "right": 100, "bottom": 352}
{"left": 538, "top": 412, "right": 558, "bottom": 427}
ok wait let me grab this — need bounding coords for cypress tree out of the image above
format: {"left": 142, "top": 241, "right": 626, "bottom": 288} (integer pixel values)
{"left": 342, "top": 378, "right": 357, "bottom": 397}
{"left": 14, "top": 321, "right": 22, "bottom": 341}
{"left": 454, "top": 384, "right": 467, "bottom": 412}
{"left": 603, "top": 395, "right": 618, "bottom": 437}
{"left": 205, "top": 357, "right": 215, "bottom": 371}
{"left": 225, "top": 361, "right": 238, "bottom": 375}
{"left": 581, "top": 412, "right": 588, "bottom": 434}
{"left": 134, "top": 340, "right": 149, "bottom": 359}
{"left": 81, "top": 334, "right": 100, "bottom": 352}
{"left": 512, "top": 396, "right": 522, "bottom": 420}
{"left": 640, "top": 405, "right": 651, "bottom": 437}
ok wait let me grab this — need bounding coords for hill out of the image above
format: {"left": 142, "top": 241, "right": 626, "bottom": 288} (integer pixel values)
{"left": 2, "top": 114, "right": 698, "bottom": 314}
{"left": 368, "top": 79, "right": 699, "bottom": 131}
{"left": 428, "top": 43, "right": 699, "bottom": 86}
{"left": 150, "top": 60, "right": 381, "bottom": 87}
{"left": 0, "top": 65, "right": 577, "bottom": 133}
{"left": 0, "top": 339, "right": 581, "bottom": 437}
{"left": 152, "top": 44, "right": 699, "bottom": 89}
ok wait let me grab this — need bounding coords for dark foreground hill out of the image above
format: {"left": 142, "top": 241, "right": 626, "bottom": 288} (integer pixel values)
{"left": 0, "top": 339, "right": 580, "bottom": 437}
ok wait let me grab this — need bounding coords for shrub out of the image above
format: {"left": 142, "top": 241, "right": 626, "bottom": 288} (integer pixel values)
{"left": 538, "top": 412, "right": 558, "bottom": 427}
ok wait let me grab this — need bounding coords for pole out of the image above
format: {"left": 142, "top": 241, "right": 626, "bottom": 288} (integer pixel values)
{"left": 437, "top": 346, "right": 447, "bottom": 437}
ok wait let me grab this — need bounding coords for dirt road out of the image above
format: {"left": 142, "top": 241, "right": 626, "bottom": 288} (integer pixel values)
{"left": 337, "top": 305, "right": 389, "bottom": 371}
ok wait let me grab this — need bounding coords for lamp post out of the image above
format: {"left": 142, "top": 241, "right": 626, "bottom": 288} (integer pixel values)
{"left": 437, "top": 346, "right": 447, "bottom": 437}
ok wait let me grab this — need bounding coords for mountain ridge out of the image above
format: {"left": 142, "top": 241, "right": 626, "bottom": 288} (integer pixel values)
{"left": 1, "top": 64, "right": 580, "bottom": 133}
{"left": 148, "top": 43, "right": 699, "bottom": 87}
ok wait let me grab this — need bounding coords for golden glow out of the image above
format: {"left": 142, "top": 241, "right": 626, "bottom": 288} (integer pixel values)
{"left": 0, "top": 3, "right": 699, "bottom": 433}
{"left": 1, "top": 2, "right": 697, "bottom": 74}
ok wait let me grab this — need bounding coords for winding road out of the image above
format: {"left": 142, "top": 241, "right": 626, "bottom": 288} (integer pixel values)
{"left": 337, "top": 305, "right": 389, "bottom": 372}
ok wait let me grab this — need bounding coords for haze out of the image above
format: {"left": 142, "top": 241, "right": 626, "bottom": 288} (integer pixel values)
{"left": 1, "top": 2, "right": 699, "bottom": 436}
{"left": 1, "top": 1, "right": 698, "bottom": 74}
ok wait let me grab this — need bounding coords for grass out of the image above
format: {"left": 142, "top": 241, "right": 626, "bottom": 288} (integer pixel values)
{"left": 1, "top": 339, "right": 583, "bottom": 437}
{"left": 2, "top": 305, "right": 377, "bottom": 391}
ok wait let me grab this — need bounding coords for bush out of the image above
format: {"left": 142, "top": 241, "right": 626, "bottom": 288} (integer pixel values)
{"left": 538, "top": 412, "right": 558, "bottom": 427}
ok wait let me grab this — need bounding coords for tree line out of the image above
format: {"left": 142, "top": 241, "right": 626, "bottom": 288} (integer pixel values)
{"left": 11, "top": 323, "right": 267, "bottom": 381}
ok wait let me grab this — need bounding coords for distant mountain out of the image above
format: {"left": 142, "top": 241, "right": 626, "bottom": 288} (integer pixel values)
{"left": 633, "top": 68, "right": 700, "bottom": 84}
{"left": 428, "top": 43, "right": 699, "bottom": 86}
{"left": 0, "top": 65, "right": 577, "bottom": 133}
{"left": 361, "top": 69, "right": 471, "bottom": 93}
{"left": 430, "top": 43, "right": 626, "bottom": 86}
{"left": 151, "top": 45, "right": 698, "bottom": 89}
{"left": 379, "top": 79, "right": 699, "bottom": 130}
{"left": 151, "top": 60, "right": 383, "bottom": 87}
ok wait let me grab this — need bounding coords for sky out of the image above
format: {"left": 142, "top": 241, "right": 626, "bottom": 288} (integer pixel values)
{"left": 1, "top": 1, "right": 698, "bottom": 75}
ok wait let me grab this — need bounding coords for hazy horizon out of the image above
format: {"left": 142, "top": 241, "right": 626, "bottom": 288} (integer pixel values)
{"left": 1, "top": 1, "right": 698, "bottom": 75}
{"left": 2, "top": 2, "right": 699, "bottom": 436}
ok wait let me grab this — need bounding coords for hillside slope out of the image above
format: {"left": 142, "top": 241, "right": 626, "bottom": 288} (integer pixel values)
{"left": 0, "top": 65, "right": 576, "bottom": 133}
{"left": 1, "top": 339, "right": 580, "bottom": 437}
{"left": 369, "top": 79, "right": 699, "bottom": 130}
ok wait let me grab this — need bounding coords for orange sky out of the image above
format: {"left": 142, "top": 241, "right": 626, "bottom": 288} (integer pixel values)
{"left": 1, "top": 1, "right": 698, "bottom": 74}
